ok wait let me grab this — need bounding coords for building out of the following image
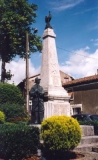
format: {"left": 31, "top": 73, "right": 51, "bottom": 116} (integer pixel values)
{"left": 63, "top": 74, "right": 98, "bottom": 115}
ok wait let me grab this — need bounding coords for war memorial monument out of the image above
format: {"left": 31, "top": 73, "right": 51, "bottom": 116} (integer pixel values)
{"left": 30, "top": 12, "right": 72, "bottom": 124}
{"left": 40, "top": 12, "right": 72, "bottom": 120}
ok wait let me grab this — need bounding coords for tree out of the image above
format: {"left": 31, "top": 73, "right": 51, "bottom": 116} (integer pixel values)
{"left": 0, "top": 0, "right": 42, "bottom": 82}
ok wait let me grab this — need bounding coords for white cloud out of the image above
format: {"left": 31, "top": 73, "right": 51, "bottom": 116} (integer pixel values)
{"left": 90, "top": 38, "right": 98, "bottom": 46}
{"left": 49, "top": 0, "right": 84, "bottom": 11}
{"left": 94, "top": 39, "right": 98, "bottom": 46}
{"left": 59, "top": 48, "right": 98, "bottom": 79}
{"left": 74, "top": 7, "right": 98, "bottom": 15}
{"left": 90, "top": 39, "right": 94, "bottom": 42}
{"left": 95, "top": 39, "right": 98, "bottom": 42}
{"left": 95, "top": 42, "right": 98, "bottom": 46}
{"left": 84, "top": 46, "right": 90, "bottom": 50}
{"left": 0, "top": 59, "right": 40, "bottom": 85}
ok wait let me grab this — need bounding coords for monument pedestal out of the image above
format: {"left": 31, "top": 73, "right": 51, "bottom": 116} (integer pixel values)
{"left": 44, "top": 99, "right": 71, "bottom": 119}
{"left": 40, "top": 26, "right": 72, "bottom": 119}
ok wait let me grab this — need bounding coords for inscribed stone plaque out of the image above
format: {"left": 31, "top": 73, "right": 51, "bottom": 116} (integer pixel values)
{"left": 59, "top": 104, "right": 66, "bottom": 114}
{"left": 54, "top": 104, "right": 60, "bottom": 115}
{"left": 53, "top": 104, "right": 68, "bottom": 115}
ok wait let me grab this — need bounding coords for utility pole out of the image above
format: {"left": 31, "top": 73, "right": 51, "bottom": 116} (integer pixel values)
{"left": 25, "top": 28, "right": 38, "bottom": 112}
{"left": 26, "top": 32, "right": 29, "bottom": 112}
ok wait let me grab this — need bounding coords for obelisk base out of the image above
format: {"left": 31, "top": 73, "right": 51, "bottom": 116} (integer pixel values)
{"left": 44, "top": 97, "right": 72, "bottom": 119}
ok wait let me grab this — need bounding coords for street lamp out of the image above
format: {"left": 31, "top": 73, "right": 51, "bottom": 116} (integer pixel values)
{"left": 26, "top": 28, "right": 38, "bottom": 112}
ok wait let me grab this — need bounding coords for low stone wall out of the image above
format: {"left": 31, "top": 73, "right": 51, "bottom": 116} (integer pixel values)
{"left": 80, "top": 125, "right": 94, "bottom": 136}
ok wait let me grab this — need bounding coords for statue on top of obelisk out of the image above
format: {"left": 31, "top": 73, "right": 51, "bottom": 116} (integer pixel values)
{"left": 45, "top": 11, "right": 52, "bottom": 29}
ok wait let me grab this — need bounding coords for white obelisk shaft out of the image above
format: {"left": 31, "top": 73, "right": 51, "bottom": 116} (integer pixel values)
{"left": 40, "top": 28, "right": 72, "bottom": 118}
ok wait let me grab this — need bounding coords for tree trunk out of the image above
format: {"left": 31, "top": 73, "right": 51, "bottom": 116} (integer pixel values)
{"left": 1, "top": 59, "right": 6, "bottom": 83}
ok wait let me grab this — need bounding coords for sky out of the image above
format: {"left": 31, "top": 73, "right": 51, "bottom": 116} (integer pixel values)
{"left": 0, "top": 0, "right": 98, "bottom": 85}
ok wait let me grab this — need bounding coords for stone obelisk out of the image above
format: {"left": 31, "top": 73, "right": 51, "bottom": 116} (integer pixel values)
{"left": 40, "top": 12, "right": 71, "bottom": 119}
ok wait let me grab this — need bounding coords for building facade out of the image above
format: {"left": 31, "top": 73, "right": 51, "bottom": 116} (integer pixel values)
{"left": 63, "top": 75, "right": 98, "bottom": 114}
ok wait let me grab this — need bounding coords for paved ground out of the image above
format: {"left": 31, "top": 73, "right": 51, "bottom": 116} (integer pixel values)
{"left": 0, "top": 151, "right": 98, "bottom": 160}
{"left": 74, "top": 150, "right": 98, "bottom": 160}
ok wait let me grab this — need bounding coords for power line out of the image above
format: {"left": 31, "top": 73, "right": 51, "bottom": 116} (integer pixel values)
{"left": 57, "top": 47, "right": 98, "bottom": 61}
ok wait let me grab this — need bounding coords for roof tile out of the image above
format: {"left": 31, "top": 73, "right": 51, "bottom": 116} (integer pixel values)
{"left": 63, "top": 75, "right": 98, "bottom": 87}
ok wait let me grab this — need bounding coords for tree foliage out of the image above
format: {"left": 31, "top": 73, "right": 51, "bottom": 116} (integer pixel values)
{"left": 0, "top": 0, "right": 42, "bottom": 82}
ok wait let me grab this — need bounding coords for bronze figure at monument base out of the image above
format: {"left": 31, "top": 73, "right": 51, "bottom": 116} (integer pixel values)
{"left": 29, "top": 77, "right": 45, "bottom": 124}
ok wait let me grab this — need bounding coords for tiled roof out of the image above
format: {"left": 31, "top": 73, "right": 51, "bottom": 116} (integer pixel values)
{"left": 63, "top": 74, "right": 98, "bottom": 87}
{"left": 59, "top": 70, "right": 74, "bottom": 80}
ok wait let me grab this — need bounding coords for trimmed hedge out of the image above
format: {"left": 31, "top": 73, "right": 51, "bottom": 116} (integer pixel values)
{"left": 0, "top": 104, "right": 30, "bottom": 123}
{"left": 0, "top": 83, "right": 24, "bottom": 105}
{"left": 0, "top": 111, "right": 5, "bottom": 124}
{"left": 7, "top": 116, "right": 30, "bottom": 124}
{"left": 41, "top": 116, "right": 82, "bottom": 154}
{"left": 0, "top": 123, "right": 40, "bottom": 160}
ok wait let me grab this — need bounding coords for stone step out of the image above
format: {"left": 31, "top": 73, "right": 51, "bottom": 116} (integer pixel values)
{"left": 92, "top": 146, "right": 98, "bottom": 153}
{"left": 75, "top": 143, "right": 98, "bottom": 152}
{"left": 80, "top": 136, "right": 98, "bottom": 145}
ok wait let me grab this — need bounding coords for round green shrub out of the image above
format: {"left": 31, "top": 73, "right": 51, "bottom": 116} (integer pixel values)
{"left": 41, "top": 115, "right": 82, "bottom": 153}
{"left": 0, "top": 83, "right": 24, "bottom": 105}
{"left": 0, "top": 104, "right": 30, "bottom": 123}
{"left": 0, "top": 111, "right": 5, "bottom": 124}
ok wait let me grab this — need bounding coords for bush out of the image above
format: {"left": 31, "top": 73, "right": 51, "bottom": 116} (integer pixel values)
{"left": 0, "top": 123, "right": 40, "bottom": 160}
{"left": 0, "top": 83, "right": 24, "bottom": 105}
{"left": 0, "top": 111, "right": 5, "bottom": 124}
{"left": 41, "top": 116, "right": 82, "bottom": 153}
{"left": 7, "top": 116, "right": 30, "bottom": 124}
{"left": 0, "top": 104, "right": 30, "bottom": 123}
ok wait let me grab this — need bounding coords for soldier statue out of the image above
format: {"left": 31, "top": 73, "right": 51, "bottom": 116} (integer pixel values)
{"left": 29, "top": 77, "right": 44, "bottom": 124}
